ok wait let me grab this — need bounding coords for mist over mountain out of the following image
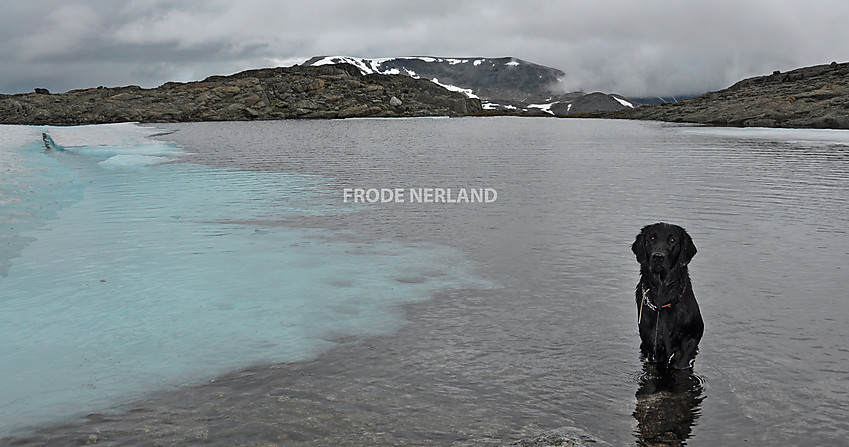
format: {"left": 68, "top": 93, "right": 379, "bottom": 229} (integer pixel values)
{"left": 612, "top": 61, "right": 849, "bottom": 129}
{"left": 304, "top": 56, "right": 635, "bottom": 114}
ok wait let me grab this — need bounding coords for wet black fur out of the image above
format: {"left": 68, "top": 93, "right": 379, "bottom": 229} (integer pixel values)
{"left": 632, "top": 223, "right": 703, "bottom": 370}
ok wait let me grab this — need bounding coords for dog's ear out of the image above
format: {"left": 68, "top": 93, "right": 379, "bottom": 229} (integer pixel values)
{"left": 632, "top": 231, "right": 647, "bottom": 264}
{"left": 678, "top": 231, "right": 697, "bottom": 266}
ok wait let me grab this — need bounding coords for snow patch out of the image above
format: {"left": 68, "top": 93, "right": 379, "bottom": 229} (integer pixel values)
{"left": 506, "top": 61, "right": 520, "bottom": 66}
{"left": 613, "top": 96, "right": 634, "bottom": 108}
{"left": 527, "top": 102, "right": 558, "bottom": 115}
{"left": 430, "top": 78, "right": 478, "bottom": 99}
{"left": 309, "top": 56, "right": 383, "bottom": 75}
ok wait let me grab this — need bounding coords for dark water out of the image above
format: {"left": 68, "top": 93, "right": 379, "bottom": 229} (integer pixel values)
{"left": 7, "top": 118, "right": 849, "bottom": 446}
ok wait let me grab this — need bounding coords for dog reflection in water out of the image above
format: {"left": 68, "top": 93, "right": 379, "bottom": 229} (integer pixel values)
{"left": 631, "top": 223, "right": 706, "bottom": 446}
{"left": 633, "top": 362, "right": 705, "bottom": 447}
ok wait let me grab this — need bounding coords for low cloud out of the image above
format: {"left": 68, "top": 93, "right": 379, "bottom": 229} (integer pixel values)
{"left": 2, "top": 1, "right": 848, "bottom": 97}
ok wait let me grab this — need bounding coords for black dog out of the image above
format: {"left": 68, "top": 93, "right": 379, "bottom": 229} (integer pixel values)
{"left": 632, "top": 223, "right": 703, "bottom": 370}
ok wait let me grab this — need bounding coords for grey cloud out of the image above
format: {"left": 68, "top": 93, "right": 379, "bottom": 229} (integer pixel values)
{"left": 2, "top": 1, "right": 849, "bottom": 97}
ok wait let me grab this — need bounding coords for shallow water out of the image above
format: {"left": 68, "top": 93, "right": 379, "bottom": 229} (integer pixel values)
{"left": 0, "top": 123, "right": 490, "bottom": 434}
{"left": 2, "top": 118, "right": 849, "bottom": 445}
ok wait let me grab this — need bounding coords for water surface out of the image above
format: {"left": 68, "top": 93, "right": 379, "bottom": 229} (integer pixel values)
{"left": 2, "top": 118, "right": 848, "bottom": 446}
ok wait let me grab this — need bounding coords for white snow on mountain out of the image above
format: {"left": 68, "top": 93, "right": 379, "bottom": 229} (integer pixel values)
{"left": 310, "top": 56, "right": 488, "bottom": 75}
{"left": 308, "top": 56, "right": 389, "bottom": 74}
{"left": 527, "top": 102, "right": 558, "bottom": 115}
{"left": 308, "top": 56, "right": 482, "bottom": 98}
{"left": 306, "top": 56, "right": 633, "bottom": 114}
{"left": 429, "top": 78, "right": 478, "bottom": 99}
{"left": 613, "top": 96, "right": 635, "bottom": 108}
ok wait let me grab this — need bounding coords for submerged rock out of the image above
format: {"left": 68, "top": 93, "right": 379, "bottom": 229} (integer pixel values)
{"left": 502, "top": 426, "right": 612, "bottom": 447}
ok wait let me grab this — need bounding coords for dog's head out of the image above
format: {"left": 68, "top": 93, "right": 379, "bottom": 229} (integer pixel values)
{"left": 632, "top": 223, "right": 697, "bottom": 277}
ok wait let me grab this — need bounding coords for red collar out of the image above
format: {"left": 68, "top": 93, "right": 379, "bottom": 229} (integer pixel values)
{"left": 639, "top": 284, "right": 687, "bottom": 323}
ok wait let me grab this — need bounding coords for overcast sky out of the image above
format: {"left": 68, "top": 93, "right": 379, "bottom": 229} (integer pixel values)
{"left": 2, "top": 1, "right": 848, "bottom": 97}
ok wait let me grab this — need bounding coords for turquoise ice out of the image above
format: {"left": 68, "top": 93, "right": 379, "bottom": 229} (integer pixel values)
{"left": 0, "top": 124, "right": 489, "bottom": 434}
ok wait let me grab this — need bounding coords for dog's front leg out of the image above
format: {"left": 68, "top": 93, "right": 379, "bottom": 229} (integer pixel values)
{"left": 669, "top": 338, "right": 699, "bottom": 370}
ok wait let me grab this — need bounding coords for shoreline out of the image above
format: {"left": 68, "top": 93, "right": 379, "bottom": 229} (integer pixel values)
{"left": 4, "top": 60, "right": 849, "bottom": 130}
{"left": 11, "top": 111, "right": 849, "bottom": 132}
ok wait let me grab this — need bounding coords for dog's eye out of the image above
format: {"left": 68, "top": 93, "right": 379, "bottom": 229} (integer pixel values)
{"left": 649, "top": 235, "right": 655, "bottom": 241}
{"left": 669, "top": 237, "right": 676, "bottom": 243}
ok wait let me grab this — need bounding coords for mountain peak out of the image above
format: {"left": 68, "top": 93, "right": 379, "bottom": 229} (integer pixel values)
{"left": 303, "top": 56, "right": 632, "bottom": 115}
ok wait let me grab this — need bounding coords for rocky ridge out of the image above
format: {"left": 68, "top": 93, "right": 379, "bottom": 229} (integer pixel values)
{"left": 611, "top": 61, "right": 849, "bottom": 128}
{"left": 0, "top": 63, "right": 481, "bottom": 125}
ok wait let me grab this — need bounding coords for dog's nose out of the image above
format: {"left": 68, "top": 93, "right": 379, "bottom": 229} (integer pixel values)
{"left": 651, "top": 253, "right": 665, "bottom": 263}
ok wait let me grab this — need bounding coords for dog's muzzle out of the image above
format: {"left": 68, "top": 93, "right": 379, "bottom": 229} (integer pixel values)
{"left": 649, "top": 252, "right": 667, "bottom": 272}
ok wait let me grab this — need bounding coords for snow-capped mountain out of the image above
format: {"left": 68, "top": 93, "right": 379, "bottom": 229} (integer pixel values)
{"left": 303, "top": 56, "right": 634, "bottom": 115}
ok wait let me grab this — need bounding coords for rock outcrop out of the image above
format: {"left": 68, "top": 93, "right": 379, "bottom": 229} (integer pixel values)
{"left": 0, "top": 63, "right": 481, "bottom": 125}
{"left": 611, "top": 61, "right": 849, "bottom": 129}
